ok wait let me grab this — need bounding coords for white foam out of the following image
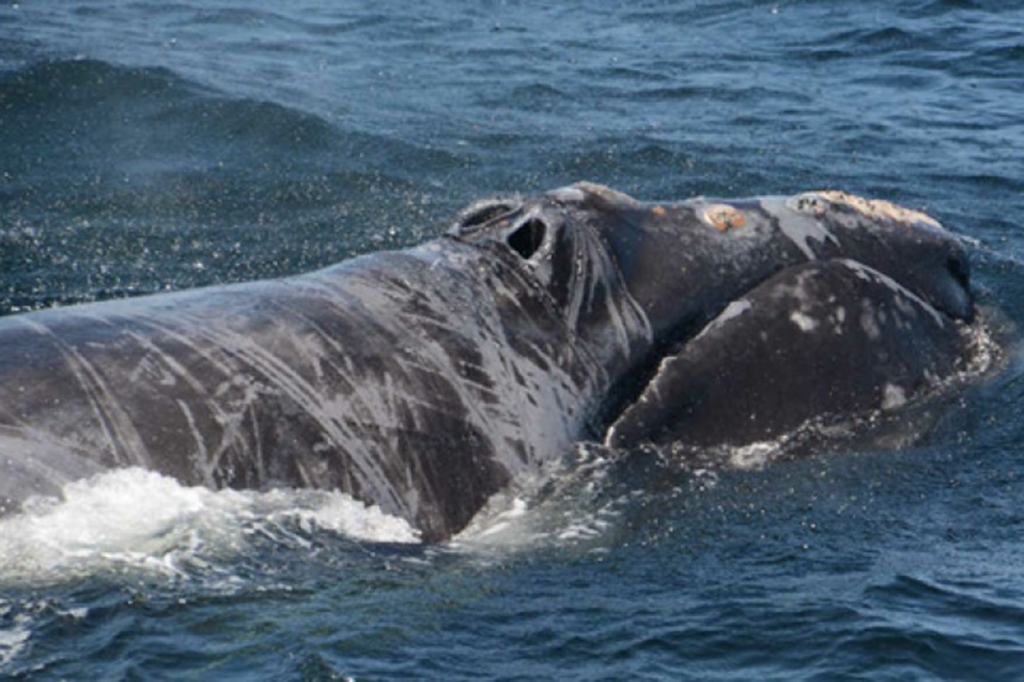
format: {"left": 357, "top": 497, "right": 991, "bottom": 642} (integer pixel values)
{"left": 453, "top": 446, "right": 624, "bottom": 555}
{"left": 285, "top": 491, "right": 421, "bottom": 543}
{"left": 464, "top": 496, "right": 531, "bottom": 540}
{"left": 0, "top": 468, "right": 419, "bottom": 584}
{"left": 0, "top": 605, "right": 30, "bottom": 668}
{"left": 727, "top": 441, "right": 779, "bottom": 470}
{"left": 455, "top": 489, "right": 619, "bottom": 556}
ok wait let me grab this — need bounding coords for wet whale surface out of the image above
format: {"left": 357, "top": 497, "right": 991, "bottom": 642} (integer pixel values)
{"left": 3, "top": 4, "right": 1023, "bottom": 678}
{"left": 0, "top": 182, "right": 987, "bottom": 540}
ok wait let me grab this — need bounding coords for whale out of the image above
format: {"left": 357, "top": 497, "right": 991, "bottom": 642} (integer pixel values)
{"left": 0, "top": 182, "right": 980, "bottom": 540}
{"left": 606, "top": 257, "right": 978, "bottom": 451}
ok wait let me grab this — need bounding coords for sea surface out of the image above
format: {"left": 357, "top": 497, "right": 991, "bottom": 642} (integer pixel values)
{"left": 2, "top": 1, "right": 1024, "bottom": 679}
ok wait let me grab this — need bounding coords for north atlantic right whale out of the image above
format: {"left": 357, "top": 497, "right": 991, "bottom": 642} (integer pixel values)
{"left": 0, "top": 183, "right": 983, "bottom": 540}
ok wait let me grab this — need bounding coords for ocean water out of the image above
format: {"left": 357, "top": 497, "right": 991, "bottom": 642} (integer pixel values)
{"left": 2, "top": 0, "right": 1024, "bottom": 678}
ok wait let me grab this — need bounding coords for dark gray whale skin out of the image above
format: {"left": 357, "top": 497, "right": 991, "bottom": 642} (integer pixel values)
{"left": 0, "top": 183, "right": 976, "bottom": 540}
{"left": 606, "top": 258, "right": 974, "bottom": 450}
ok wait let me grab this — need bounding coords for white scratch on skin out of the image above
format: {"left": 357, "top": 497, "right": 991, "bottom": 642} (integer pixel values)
{"left": 128, "top": 326, "right": 271, "bottom": 485}
{"left": 244, "top": 394, "right": 266, "bottom": 484}
{"left": 176, "top": 398, "right": 210, "bottom": 483}
{"left": 483, "top": 279, "right": 599, "bottom": 470}
{"left": 138, "top": 298, "right": 398, "bottom": 507}
{"left": 131, "top": 318, "right": 238, "bottom": 377}
{"left": 200, "top": 325, "right": 398, "bottom": 506}
{"left": 570, "top": 181, "right": 641, "bottom": 206}
{"left": 203, "top": 375, "right": 266, "bottom": 486}
{"left": 127, "top": 331, "right": 215, "bottom": 396}
{"left": 387, "top": 279, "right": 590, "bottom": 477}
{"left": 20, "top": 318, "right": 152, "bottom": 469}
{"left": 264, "top": 294, "right": 396, "bottom": 430}
{"left": 893, "top": 294, "right": 917, "bottom": 318}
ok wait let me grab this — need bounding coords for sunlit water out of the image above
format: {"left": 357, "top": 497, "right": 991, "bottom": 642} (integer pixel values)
{"left": 2, "top": 1, "right": 1024, "bottom": 678}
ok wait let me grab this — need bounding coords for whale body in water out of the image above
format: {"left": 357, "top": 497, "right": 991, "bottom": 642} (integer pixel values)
{"left": 0, "top": 183, "right": 982, "bottom": 540}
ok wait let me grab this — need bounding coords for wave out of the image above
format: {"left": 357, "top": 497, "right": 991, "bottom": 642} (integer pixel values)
{"left": 0, "top": 58, "right": 469, "bottom": 315}
{"left": 0, "top": 468, "right": 420, "bottom": 587}
{"left": 0, "top": 58, "right": 462, "bottom": 184}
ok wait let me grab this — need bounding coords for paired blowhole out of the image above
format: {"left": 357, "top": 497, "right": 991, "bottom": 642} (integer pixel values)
{"left": 454, "top": 199, "right": 549, "bottom": 260}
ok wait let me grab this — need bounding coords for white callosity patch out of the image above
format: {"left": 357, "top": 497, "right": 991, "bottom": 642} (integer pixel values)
{"left": 789, "top": 311, "right": 819, "bottom": 332}
{"left": 761, "top": 196, "right": 841, "bottom": 259}
{"left": 694, "top": 299, "right": 751, "bottom": 341}
{"left": 770, "top": 266, "right": 827, "bottom": 333}
{"left": 831, "top": 306, "right": 847, "bottom": 335}
{"left": 881, "top": 383, "right": 908, "bottom": 410}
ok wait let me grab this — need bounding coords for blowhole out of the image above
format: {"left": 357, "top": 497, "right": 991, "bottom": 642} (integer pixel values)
{"left": 507, "top": 218, "right": 547, "bottom": 259}
{"left": 457, "top": 200, "right": 519, "bottom": 228}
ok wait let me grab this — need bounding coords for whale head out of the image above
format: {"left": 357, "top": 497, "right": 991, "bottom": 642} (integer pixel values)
{"left": 450, "top": 182, "right": 971, "bottom": 363}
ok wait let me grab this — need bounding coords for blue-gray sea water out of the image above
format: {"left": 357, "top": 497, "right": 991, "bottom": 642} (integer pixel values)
{"left": 2, "top": 1, "right": 1024, "bottom": 679}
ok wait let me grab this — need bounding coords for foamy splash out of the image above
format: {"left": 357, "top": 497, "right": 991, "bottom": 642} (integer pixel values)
{"left": 0, "top": 468, "right": 420, "bottom": 584}
{"left": 0, "top": 604, "right": 31, "bottom": 669}
{"left": 452, "top": 445, "right": 626, "bottom": 556}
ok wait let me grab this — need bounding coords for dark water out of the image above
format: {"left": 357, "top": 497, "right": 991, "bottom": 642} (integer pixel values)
{"left": 3, "top": 0, "right": 1024, "bottom": 678}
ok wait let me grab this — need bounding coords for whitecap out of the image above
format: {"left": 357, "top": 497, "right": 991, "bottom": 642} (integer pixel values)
{"left": 0, "top": 468, "right": 420, "bottom": 585}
